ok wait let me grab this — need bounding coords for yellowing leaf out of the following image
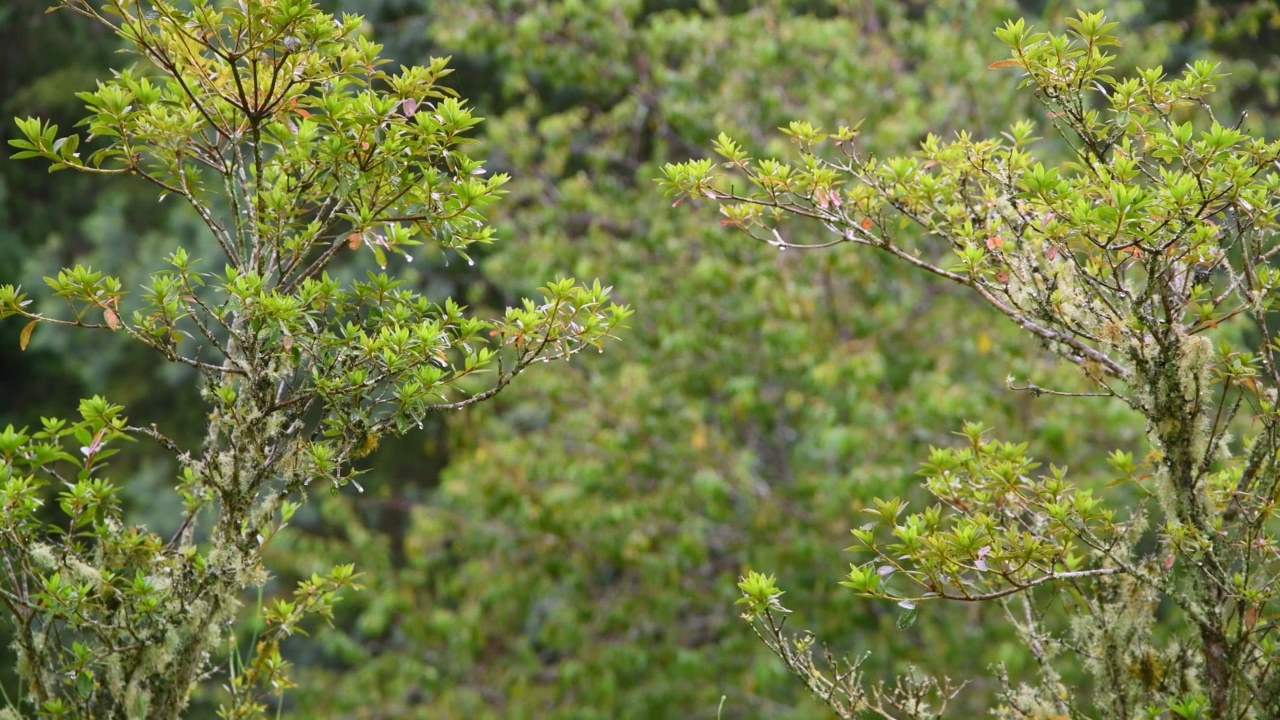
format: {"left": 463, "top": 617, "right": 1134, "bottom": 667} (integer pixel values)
{"left": 988, "top": 59, "right": 1021, "bottom": 69}
{"left": 691, "top": 424, "right": 707, "bottom": 451}
{"left": 976, "top": 332, "right": 992, "bottom": 355}
{"left": 19, "top": 319, "right": 37, "bottom": 350}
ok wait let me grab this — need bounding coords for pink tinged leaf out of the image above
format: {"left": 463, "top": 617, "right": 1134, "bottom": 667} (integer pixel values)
{"left": 80, "top": 429, "right": 106, "bottom": 459}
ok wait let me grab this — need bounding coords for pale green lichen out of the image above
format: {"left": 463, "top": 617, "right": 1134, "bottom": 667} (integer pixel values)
{"left": 1069, "top": 573, "right": 1164, "bottom": 715}
{"left": 995, "top": 681, "right": 1068, "bottom": 720}
{"left": 103, "top": 648, "right": 126, "bottom": 703}
{"left": 1177, "top": 335, "right": 1213, "bottom": 403}
{"left": 124, "top": 677, "right": 151, "bottom": 719}
{"left": 28, "top": 542, "right": 56, "bottom": 570}
{"left": 65, "top": 556, "right": 103, "bottom": 585}
{"left": 11, "top": 641, "right": 31, "bottom": 683}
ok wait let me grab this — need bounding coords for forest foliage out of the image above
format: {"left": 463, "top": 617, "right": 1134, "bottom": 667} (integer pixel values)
{"left": 4, "top": 1, "right": 1280, "bottom": 719}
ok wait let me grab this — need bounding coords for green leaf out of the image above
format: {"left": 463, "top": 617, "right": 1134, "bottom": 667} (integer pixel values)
{"left": 896, "top": 603, "right": 918, "bottom": 630}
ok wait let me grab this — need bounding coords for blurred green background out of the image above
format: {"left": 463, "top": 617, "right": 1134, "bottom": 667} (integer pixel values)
{"left": 3, "top": 0, "right": 1279, "bottom": 717}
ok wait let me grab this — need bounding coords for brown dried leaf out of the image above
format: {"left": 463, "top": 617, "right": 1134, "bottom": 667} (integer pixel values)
{"left": 19, "top": 320, "right": 37, "bottom": 351}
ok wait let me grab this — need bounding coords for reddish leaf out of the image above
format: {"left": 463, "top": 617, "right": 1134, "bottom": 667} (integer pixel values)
{"left": 104, "top": 308, "right": 120, "bottom": 331}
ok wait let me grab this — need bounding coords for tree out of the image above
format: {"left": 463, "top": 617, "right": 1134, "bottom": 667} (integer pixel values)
{"left": 664, "top": 10, "right": 1280, "bottom": 719}
{"left": 0, "top": 0, "right": 628, "bottom": 717}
